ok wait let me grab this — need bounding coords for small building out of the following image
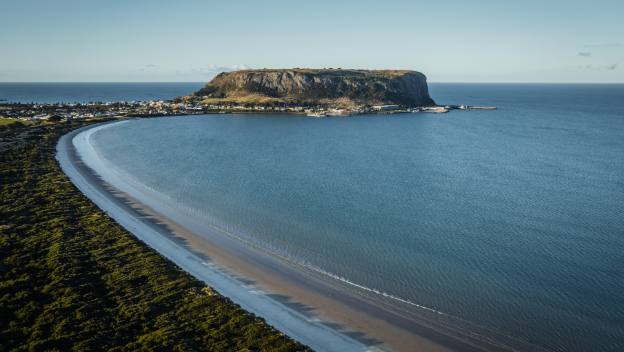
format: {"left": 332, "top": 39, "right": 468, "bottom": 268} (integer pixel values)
{"left": 372, "top": 104, "right": 400, "bottom": 111}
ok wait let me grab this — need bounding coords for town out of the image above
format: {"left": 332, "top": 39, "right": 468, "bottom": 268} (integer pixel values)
{"left": 0, "top": 99, "right": 496, "bottom": 122}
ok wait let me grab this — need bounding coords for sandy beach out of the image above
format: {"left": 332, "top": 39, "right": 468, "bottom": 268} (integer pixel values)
{"left": 56, "top": 122, "right": 516, "bottom": 352}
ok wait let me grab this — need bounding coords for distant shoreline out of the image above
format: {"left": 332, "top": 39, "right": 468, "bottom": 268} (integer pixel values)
{"left": 1, "top": 99, "right": 495, "bottom": 123}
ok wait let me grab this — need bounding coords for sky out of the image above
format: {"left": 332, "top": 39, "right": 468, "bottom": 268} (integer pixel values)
{"left": 1, "top": 0, "right": 623, "bottom": 83}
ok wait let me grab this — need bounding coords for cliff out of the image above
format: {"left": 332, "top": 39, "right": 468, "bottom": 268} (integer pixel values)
{"left": 192, "top": 69, "right": 435, "bottom": 108}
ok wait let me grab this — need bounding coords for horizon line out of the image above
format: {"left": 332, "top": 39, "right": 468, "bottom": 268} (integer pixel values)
{"left": 1, "top": 81, "right": 624, "bottom": 85}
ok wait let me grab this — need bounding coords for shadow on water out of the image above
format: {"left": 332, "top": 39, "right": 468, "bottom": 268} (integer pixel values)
{"left": 266, "top": 293, "right": 383, "bottom": 347}
{"left": 69, "top": 149, "right": 387, "bottom": 349}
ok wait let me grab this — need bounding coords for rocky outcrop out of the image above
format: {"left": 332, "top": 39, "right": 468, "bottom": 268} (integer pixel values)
{"left": 193, "top": 69, "right": 435, "bottom": 107}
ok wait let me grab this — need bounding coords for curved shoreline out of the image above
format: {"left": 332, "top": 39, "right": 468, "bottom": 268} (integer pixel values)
{"left": 57, "top": 123, "right": 373, "bottom": 351}
{"left": 56, "top": 121, "right": 524, "bottom": 352}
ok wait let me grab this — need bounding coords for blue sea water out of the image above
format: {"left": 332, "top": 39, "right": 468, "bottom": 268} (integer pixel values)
{"left": 84, "top": 83, "right": 622, "bottom": 351}
{"left": 0, "top": 82, "right": 204, "bottom": 103}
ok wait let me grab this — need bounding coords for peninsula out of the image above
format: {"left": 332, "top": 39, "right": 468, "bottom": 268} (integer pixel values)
{"left": 193, "top": 68, "right": 433, "bottom": 105}
{"left": 182, "top": 68, "right": 494, "bottom": 116}
{"left": 182, "top": 68, "right": 438, "bottom": 115}
{"left": 1, "top": 69, "right": 494, "bottom": 122}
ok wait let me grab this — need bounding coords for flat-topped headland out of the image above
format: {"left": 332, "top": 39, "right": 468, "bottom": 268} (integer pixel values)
{"left": 182, "top": 68, "right": 494, "bottom": 116}
{"left": 183, "top": 68, "right": 450, "bottom": 115}
{"left": 0, "top": 71, "right": 494, "bottom": 122}
{"left": 192, "top": 68, "right": 435, "bottom": 107}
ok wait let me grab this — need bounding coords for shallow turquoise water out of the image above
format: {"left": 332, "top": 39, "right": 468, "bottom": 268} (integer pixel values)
{"left": 88, "top": 84, "right": 624, "bottom": 351}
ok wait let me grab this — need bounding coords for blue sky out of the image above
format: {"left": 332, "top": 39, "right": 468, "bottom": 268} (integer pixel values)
{"left": 1, "top": 0, "right": 623, "bottom": 82}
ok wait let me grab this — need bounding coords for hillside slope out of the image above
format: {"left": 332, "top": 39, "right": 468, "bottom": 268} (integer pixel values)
{"left": 192, "top": 69, "right": 435, "bottom": 108}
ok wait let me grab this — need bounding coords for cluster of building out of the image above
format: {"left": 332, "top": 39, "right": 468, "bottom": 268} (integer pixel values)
{"left": 0, "top": 99, "right": 496, "bottom": 122}
{"left": 303, "top": 105, "right": 462, "bottom": 117}
{"left": 198, "top": 104, "right": 307, "bottom": 113}
{"left": 0, "top": 101, "right": 200, "bottom": 121}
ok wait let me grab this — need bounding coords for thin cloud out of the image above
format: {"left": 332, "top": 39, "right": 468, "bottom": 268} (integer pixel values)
{"left": 583, "top": 43, "right": 623, "bottom": 48}
{"left": 208, "top": 64, "right": 250, "bottom": 73}
{"left": 173, "top": 64, "right": 251, "bottom": 79}
{"left": 190, "top": 64, "right": 250, "bottom": 76}
{"left": 139, "top": 64, "right": 158, "bottom": 71}
{"left": 578, "top": 52, "right": 592, "bottom": 57}
{"left": 579, "top": 63, "right": 618, "bottom": 70}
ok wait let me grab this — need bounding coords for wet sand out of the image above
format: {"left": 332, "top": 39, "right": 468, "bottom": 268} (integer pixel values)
{"left": 57, "top": 122, "right": 517, "bottom": 352}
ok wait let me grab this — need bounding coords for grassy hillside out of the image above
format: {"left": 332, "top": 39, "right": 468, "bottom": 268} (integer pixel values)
{"left": 0, "top": 118, "right": 26, "bottom": 127}
{"left": 0, "top": 121, "right": 308, "bottom": 352}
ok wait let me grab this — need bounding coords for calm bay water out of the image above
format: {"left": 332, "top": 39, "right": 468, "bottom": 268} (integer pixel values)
{"left": 0, "top": 82, "right": 203, "bottom": 103}
{"left": 85, "top": 84, "right": 623, "bottom": 351}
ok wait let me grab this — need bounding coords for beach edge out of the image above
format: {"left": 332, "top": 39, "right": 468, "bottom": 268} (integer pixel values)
{"left": 56, "top": 122, "right": 371, "bottom": 352}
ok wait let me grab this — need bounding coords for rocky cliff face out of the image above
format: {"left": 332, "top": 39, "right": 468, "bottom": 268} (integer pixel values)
{"left": 193, "top": 69, "right": 435, "bottom": 107}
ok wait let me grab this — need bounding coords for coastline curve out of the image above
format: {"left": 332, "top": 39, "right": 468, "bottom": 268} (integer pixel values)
{"left": 56, "top": 120, "right": 549, "bottom": 352}
{"left": 56, "top": 122, "right": 371, "bottom": 352}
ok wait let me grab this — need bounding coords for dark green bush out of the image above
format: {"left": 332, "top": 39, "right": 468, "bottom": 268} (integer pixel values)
{"left": 0, "top": 121, "right": 308, "bottom": 352}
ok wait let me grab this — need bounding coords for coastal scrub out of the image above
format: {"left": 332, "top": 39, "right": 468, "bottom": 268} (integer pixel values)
{"left": 0, "top": 121, "right": 308, "bottom": 351}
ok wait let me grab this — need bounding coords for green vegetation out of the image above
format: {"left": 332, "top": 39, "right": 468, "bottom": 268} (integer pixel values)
{"left": 0, "top": 121, "right": 308, "bottom": 351}
{"left": 201, "top": 94, "right": 288, "bottom": 106}
{"left": 0, "top": 118, "right": 26, "bottom": 127}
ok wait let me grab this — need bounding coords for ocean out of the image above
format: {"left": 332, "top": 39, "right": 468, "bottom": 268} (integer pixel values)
{"left": 0, "top": 82, "right": 204, "bottom": 103}
{"left": 71, "top": 83, "right": 624, "bottom": 351}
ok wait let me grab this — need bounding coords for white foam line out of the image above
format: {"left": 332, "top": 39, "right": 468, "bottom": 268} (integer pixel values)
{"left": 73, "top": 121, "right": 448, "bottom": 319}
{"left": 57, "top": 123, "right": 371, "bottom": 352}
